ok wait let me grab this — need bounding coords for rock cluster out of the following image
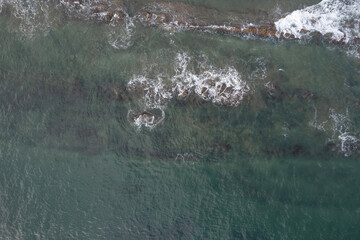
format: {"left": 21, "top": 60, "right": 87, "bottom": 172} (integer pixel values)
{"left": 138, "top": 10, "right": 279, "bottom": 39}
{"left": 90, "top": 2, "right": 126, "bottom": 22}
{"left": 66, "top": 0, "right": 127, "bottom": 22}
{"left": 197, "top": 82, "right": 250, "bottom": 106}
{"left": 64, "top": 1, "right": 359, "bottom": 45}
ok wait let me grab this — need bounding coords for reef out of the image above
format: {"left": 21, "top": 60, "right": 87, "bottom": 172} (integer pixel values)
{"left": 64, "top": 0, "right": 360, "bottom": 46}
{"left": 63, "top": 0, "right": 359, "bottom": 45}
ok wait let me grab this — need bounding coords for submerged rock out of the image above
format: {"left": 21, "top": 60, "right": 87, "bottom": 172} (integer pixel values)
{"left": 90, "top": 2, "right": 127, "bottom": 22}
{"left": 293, "top": 88, "right": 316, "bottom": 101}
{"left": 264, "top": 82, "right": 289, "bottom": 101}
{"left": 96, "top": 83, "right": 128, "bottom": 101}
{"left": 138, "top": 4, "right": 278, "bottom": 39}
{"left": 65, "top": 0, "right": 127, "bottom": 23}
{"left": 292, "top": 145, "right": 304, "bottom": 155}
{"left": 62, "top": 1, "right": 358, "bottom": 46}
{"left": 210, "top": 142, "right": 232, "bottom": 153}
{"left": 325, "top": 142, "right": 338, "bottom": 152}
{"left": 128, "top": 109, "right": 165, "bottom": 129}
{"left": 137, "top": 2, "right": 360, "bottom": 46}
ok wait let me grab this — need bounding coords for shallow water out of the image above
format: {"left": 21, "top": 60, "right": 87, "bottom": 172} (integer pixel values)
{"left": 0, "top": 0, "right": 360, "bottom": 239}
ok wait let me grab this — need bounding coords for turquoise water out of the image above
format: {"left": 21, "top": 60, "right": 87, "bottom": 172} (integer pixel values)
{"left": 0, "top": 0, "right": 360, "bottom": 239}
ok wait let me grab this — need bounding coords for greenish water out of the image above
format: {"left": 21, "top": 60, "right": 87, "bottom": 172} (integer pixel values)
{"left": 0, "top": 0, "right": 360, "bottom": 239}
{"left": 163, "top": 0, "right": 320, "bottom": 12}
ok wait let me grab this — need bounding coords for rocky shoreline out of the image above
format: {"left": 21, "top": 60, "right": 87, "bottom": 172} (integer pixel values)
{"left": 65, "top": 0, "right": 359, "bottom": 45}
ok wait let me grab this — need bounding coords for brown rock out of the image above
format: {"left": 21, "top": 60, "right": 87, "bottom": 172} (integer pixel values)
{"left": 219, "top": 83, "right": 226, "bottom": 94}
{"left": 216, "top": 27, "right": 232, "bottom": 34}
{"left": 91, "top": 3, "right": 108, "bottom": 10}
{"left": 112, "top": 10, "right": 126, "bottom": 20}
{"left": 300, "top": 29, "right": 310, "bottom": 34}
{"left": 224, "top": 87, "right": 234, "bottom": 94}
{"left": 331, "top": 37, "right": 346, "bottom": 45}
{"left": 180, "top": 89, "right": 190, "bottom": 98}
{"left": 90, "top": 3, "right": 109, "bottom": 18}
{"left": 178, "top": 22, "right": 186, "bottom": 27}
{"left": 353, "top": 38, "right": 360, "bottom": 45}
{"left": 155, "top": 13, "right": 170, "bottom": 24}
{"left": 284, "top": 33, "right": 295, "bottom": 38}
{"left": 201, "top": 87, "right": 207, "bottom": 94}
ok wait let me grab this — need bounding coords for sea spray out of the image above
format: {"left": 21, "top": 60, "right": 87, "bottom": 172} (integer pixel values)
{"left": 275, "top": 0, "right": 360, "bottom": 43}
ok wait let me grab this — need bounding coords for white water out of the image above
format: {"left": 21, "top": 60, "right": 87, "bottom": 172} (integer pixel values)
{"left": 275, "top": 0, "right": 360, "bottom": 43}
{"left": 0, "top": 0, "right": 134, "bottom": 45}
{"left": 127, "top": 52, "right": 250, "bottom": 110}
{"left": 107, "top": 15, "right": 136, "bottom": 50}
{"left": 0, "top": 0, "right": 57, "bottom": 37}
{"left": 309, "top": 106, "right": 359, "bottom": 156}
{"left": 127, "top": 109, "right": 166, "bottom": 130}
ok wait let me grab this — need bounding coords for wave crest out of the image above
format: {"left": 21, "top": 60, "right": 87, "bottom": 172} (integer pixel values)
{"left": 275, "top": 0, "right": 360, "bottom": 43}
{"left": 127, "top": 52, "right": 250, "bottom": 109}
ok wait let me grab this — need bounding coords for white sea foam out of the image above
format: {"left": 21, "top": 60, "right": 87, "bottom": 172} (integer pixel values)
{"left": 127, "top": 52, "right": 250, "bottom": 110}
{"left": 328, "top": 108, "right": 360, "bottom": 156}
{"left": 1, "top": 0, "right": 134, "bottom": 46}
{"left": 60, "top": 0, "right": 135, "bottom": 49}
{"left": 338, "top": 132, "right": 359, "bottom": 157}
{"left": 175, "top": 153, "right": 198, "bottom": 162}
{"left": 171, "top": 52, "right": 249, "bottom": 106}
{"left": 59, "top": 0, "right": 111, "bottom": 21}
{"left": 127, "top": 74, "right": 174, "bottom": 109}
{"left": 328, "top": 108, "right": 351, "bottom": 137}
{"left": 346, "top": 46, "right": 360, "bottom": 59}
{"left": 309, "top": 105, "right": 328, "bottom": 131}
{"left": 0, "top": 0, "right": 123, "bottom": 37}
{"left": 126, "top": 52, "right": 251, "bottom": 129}
{"left": 107, "top": 15, "right": 136, "bottom": 50}
{"left": 310, "top": 106, "right": 359, "bottom": 156}
{"left": 249, "top": 57, "right": 267, "bottom": 80}
{"left": 275, "top": 0, "right": 360, "bottom": 43}
{"left": 0, "top": 0, "right": 57, "bottom": 37}
{"left": 127, "top": 109, "right": 165, "bottom": 130}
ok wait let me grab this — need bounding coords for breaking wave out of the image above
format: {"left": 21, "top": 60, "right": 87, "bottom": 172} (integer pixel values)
{"left": 126, "top": 52, "right": 253, "bottom": 129}
{"left": 127, "top": 52, "right": 250, "bottom": 109}
{"left": 275, "top": 0, "right": 360, "bottom": 43}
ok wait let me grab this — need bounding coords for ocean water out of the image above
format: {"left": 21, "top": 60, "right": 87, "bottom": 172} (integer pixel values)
{"left": 0, "top": 0, "right": 360, "bottom": 239}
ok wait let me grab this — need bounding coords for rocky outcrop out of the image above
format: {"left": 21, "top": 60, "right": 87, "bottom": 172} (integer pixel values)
{"left": 137, "top": 6, "right": 278, "bottom": 40}
{"left": 65, "top": 0, "right": 127, "bottom": 23}
{"left": 90, "top": 2, "right": 126, "bottom": 22}
{"left": 128, "top": 110, "right": 165, "bottom": 129}
{"left": 64, "top": 1, "right": 359, "bottom": 45}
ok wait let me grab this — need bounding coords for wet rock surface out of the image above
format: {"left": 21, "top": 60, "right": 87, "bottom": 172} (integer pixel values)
{"left": 137, "top": 2, "right": 278, "bottom": 39}
{"left": 62, "top": 0, "right": 359, "bottom": 45}
{"left": 4, "top": 1, "right": 357, "bottom": 159}
{"left": 128, "top": 109, "right": 165, "bottom": 129}
{"left": 64, "top": 0, "right": 127, "bottom": 22}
